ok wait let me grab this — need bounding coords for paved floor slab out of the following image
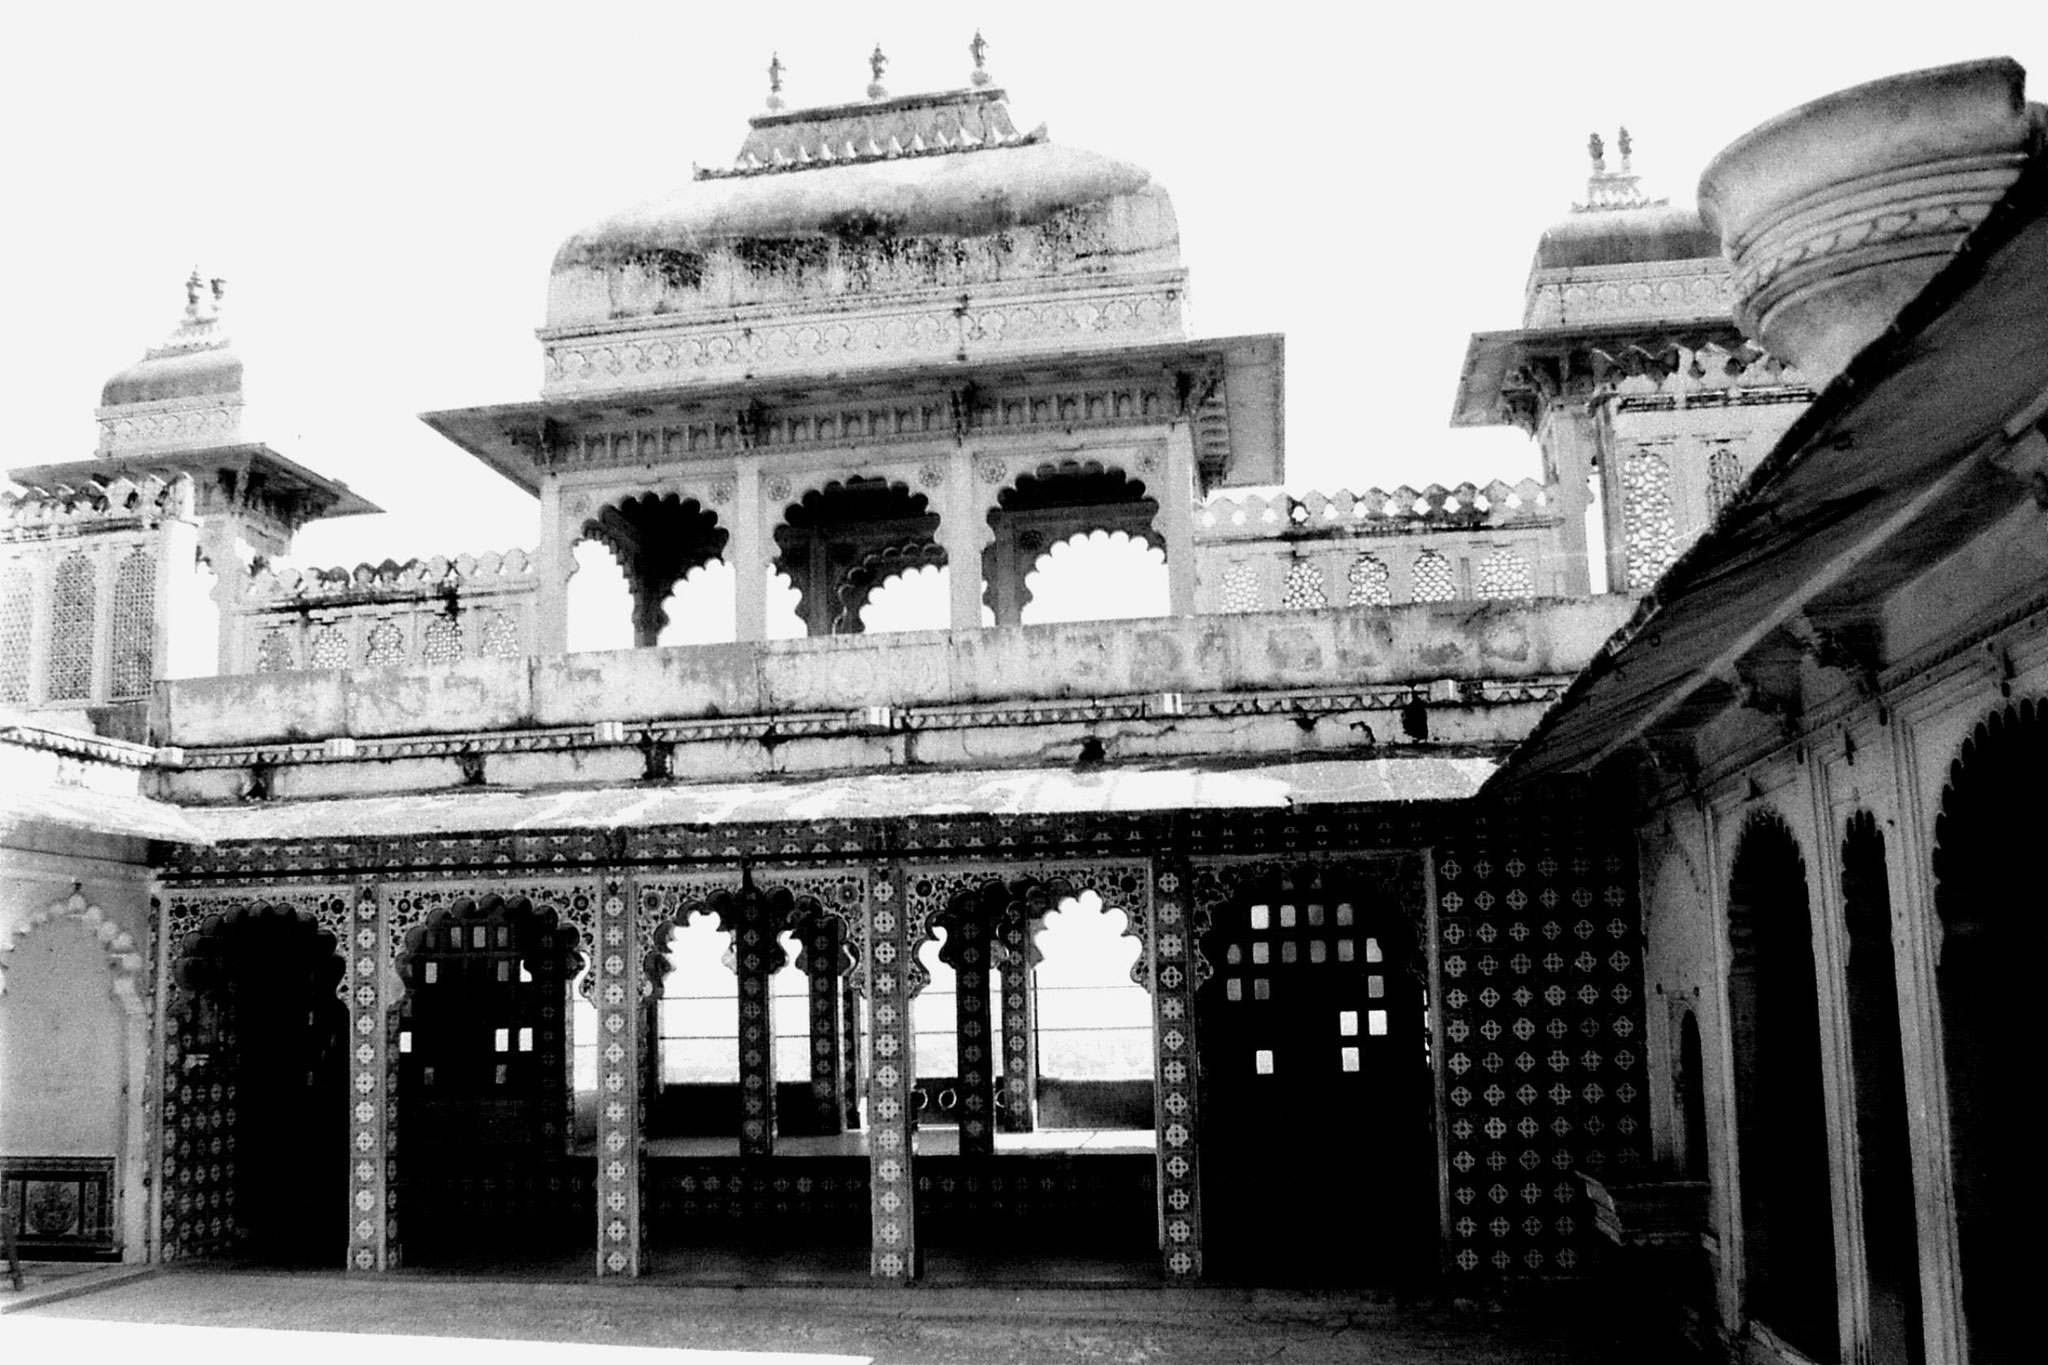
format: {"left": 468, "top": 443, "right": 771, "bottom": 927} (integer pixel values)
{"left": 0, "top": 1269, "right": 1664, "bottom": 1365}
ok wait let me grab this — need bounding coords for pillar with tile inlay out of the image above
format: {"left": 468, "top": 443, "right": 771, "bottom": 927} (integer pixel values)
{"left": 1151, "top": 860, "right": 1204, "bottom": 1280}
{"left": 593, "top": 879, "right": 642, "bottom": 1275}
{"left": 867, "top": 868, "right": 916, "bottom": 1281}
{"left": 735, "top": 891, "right": 782, "bottom": 1157}
{"left": 997, "top": 910, "right": 1038, "bottom": 1133}
{"left": 345, "top": 882, "right": 395, "bottom": 1271}
{"left": 806, "top": 913, "right": 846, "bottom": 1135}
{"left": 946, "top": 914, "right": 997, "bottom": 1157}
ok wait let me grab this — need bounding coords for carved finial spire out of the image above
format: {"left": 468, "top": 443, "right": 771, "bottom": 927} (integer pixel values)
{"left": 969, "top": 30, "right": 990, "bottom": 86}
{"left": 184, "top": 266, "right": 206, "bottom": 314}
{"left": 867, "top": 43, "right": 888, "bottom": 100}
{"left": 766, "top": 52, "right": 785, "bottom": 111}
{"left": 1573, "top": 127, "right": 1663, "bottom": 214}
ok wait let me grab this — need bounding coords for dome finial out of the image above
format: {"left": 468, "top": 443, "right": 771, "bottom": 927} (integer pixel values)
{"left": 867, "top": 43, "right": 888, "bottom": 100}
{"left": 1574, "top": 127, "right": 1660, "bottom": 213}
{"left": 969, "top": 30, "right": 991, "bottom": 87}
{"left": 766, "top": 52, "right": 785, "bottom": 111}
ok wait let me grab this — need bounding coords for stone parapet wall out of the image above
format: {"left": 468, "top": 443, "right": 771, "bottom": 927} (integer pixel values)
{"left": 231, "top": 550, "right": 538, "bottom": 675}
{"left": 157, "top": 598, "right": 1633, "bottom": 749}
{"left": 1196, "top": 481, "right": 1576, "bottom": 609}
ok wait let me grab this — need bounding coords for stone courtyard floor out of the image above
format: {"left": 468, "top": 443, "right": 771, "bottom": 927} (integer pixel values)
{"left": 0, "top": 1266, "right": 1678, "bottom": 1364}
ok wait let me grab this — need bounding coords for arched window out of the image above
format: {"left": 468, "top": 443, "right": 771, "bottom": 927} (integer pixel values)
{"left": 1840, "top": 811, "right": 1922, "bottom": 1365}
{"left": 1032, "top": 893, "right": 1154, "bottom": 1131}
{"left": 1932, "top": 701, "right": 2045, "bottom": 1364}
{"left": 1726, "top": 814, "right": 1838, "bottom": 1362}
{"left": 1675, "top": 1009, "right": 1707, "bottom": 1180}
{"left": 659, "top": 914, "right": 739, "bottom": 1086}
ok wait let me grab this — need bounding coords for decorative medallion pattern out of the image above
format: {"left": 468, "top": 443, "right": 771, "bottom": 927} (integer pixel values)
{"left": 593, "top": 880, "right": 641, "bottom": 1275}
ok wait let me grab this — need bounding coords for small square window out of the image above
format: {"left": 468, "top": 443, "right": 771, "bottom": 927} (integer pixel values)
{"left": 1335, "top": 903, "right": 1355, "bottom": 927}
{"left": 472, "top": 926, "right": 488, "bottom": 949}
{"left": 1337, "top": 939, "right": 1355, "bottom": 962}
{"left": 1252, "top": 942, "right": 1270, "bottom": 965}
{"left": 494, "top": 1027, "right": 510, "bottom": 1053}
{"left": 1279, "top": 905, "right": 1297, "bottom": 928}
{"left": 1368, "top": 1010, "right": 1389, "bottom": 1036}
{"left": 423, "top": 1066, "right": 436, "bottom": 1087}
{"left": 518, "top": 961, "right": 533, "bottom": 984}
{"left": 1255, "top": 1050, "right": 1274, "bottom": 1075}
{"left": 1368, "top": 975, "right": 1385, "bottom": 999}
{"left": 1341, "top": 1047, "right": 1360, "bottom": 1072}
{"left": 496, "top": 960, "right": 510, "bottom": 982}
{"left": 399, "top": 1031, "right": 413, "bottom": 1054}
{"left": 518, "top": 1027, "right": 534, "bottom": 1053}
{"left": 495, "top": 1063, "right": 509, "bottom": 1085}
{"left": 1366, "top": 937, "right": 1383, "bottom": 963}
{"left": 423, "top": 961, "right": 438, "bottom": 984}
{"left": 1339, "top": 1010, "right": 1359, "bottom": 1036}
{"left": 1226, "top": 944, "right": 1243, "bottom": 965}
{"left": 496, "top": 926, "right": 510, "bottom": 948}
{"left": 1281, "top": 941, "right": 1298, "bottom": 964}
{"left": 1249, "top": 905, "right": 1270, "bottom": 931}
{"left": 1309, "top": 940, "right": 1328, "bottom": 964}
{"left": 1226, "top": 978, "right": 1243, "bottom": 1002}
{"left": 1254, "top": 978, "right": 1271, "bottom": 1000}
{"left": 1306, "top": 904, "right": 1325, "bottom": 927}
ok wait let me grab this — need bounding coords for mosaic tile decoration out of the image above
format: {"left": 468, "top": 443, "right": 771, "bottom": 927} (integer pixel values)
{"left": 867, "top": 869, "right": 915, "bottom": 1281}
{"left": 594, "top": 880, "right": 641, "bottom": 1275}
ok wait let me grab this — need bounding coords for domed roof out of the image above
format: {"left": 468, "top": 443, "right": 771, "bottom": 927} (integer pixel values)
{"left": 100, "top": 272, "right": 243, "bottom": 408}
{"left": 1533, "top": 203, "right": 1721, "bottom": 270}
{"left": 544, "top": 82, "right": 1181, "bottom": 335}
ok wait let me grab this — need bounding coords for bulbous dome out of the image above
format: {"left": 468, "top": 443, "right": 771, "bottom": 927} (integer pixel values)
{"left": 99, "top": 271, "right": 242, "bottom": 408}
{"left": 1532, "top": 203, "right": 1721, "bottom": 270}
{"left": 101, "top": 345, "right": 243, "bottom": 407}
{"left": 539, "top": 84, "right": 1187, "bottom": 391}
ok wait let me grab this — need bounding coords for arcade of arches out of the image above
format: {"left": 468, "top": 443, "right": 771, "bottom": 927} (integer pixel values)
{"left": 563, "top": 460, "right": 1167, "bottom": 649}
{"left": 95, "top": 800, "right": 1647, "bottom": 1284}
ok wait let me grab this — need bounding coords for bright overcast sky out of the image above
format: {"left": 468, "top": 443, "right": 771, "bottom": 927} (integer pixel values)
{"left": 2, "top": 1, "right": 2040, "bottom": 569}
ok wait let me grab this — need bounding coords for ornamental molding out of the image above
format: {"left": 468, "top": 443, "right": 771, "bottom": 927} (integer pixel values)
{"left": 94, "top": 395, "right": 243, "bottom": 456}
{"left": 540, "top": 275, "right": 1186, "bottom": 398}
{"left": 537, "top": 378, "right": 1184, "bottom": 480}
{"left": 161, "top": 679, "right": 1565, "bottom": 770}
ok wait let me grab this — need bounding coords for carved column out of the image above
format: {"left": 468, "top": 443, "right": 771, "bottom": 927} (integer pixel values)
{"left": 942, "top": 447, "right": 984, "bottom": 632}
{"left": 1152, "top": 857, "right": 1203, "bottom": 1280}
{"left": 996, "top": 910, "right": 1038, "bottom": 1133}
{"left": 533, "top": 479, "right": 570, "bottom": 655}
{"left": 806, "top": 914, "right": 846, "bottom": 1135}
{"left": 867, "top": 867, "right": 916, "bottom": 1281}
{"left": 733, "top": 455, "right": 766, "bottom": 643}
{"left": 344, "top": 881, "right": 395, "bottom": 1271}
{"left": 1537, "top": 404, "right": 1599, "bottom": 598}
{"left": 1161, "top": 429, "right": 1198, "bottom": 617}
{"left": 949, "top": 914, "right": 996, "bottom": 1157}
{"left": 735, "top": 892, "right": 780, "bottom": 1157}
{"left": 593, "top": 877, "right": 642, "bottom": 1276}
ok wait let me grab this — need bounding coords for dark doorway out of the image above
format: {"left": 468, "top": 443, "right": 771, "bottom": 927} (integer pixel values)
{"left": 1197, "top": 858, "right": 1434, "bottom": 1284}
{"left": 1675, "top": 1010, "right": 1708, "bottom": 1179}
{"left": 1840, "top": 812, "right": 1923, "bottom": 1365}
{"left": 175, "top": 908, "right": 347, "bottom": 1267}
{"left": 395, "top": 896, "right": 585, "bottom": 1267}
{"left": 1932, "top": 701, "right": 2044, "bottom": 1365}
{"left": 1725, "top": 815, "right": 1838, "bottom": 1362}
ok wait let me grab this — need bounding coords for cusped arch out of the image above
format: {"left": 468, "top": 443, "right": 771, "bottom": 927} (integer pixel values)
{"left": 577, "top": 492, "right": 729, "bottom": 645}
{"left": 986, "top": 460, "right": 1164, "bottom": 624}
{"left": 925, "top": 872, "right": 1151, "bottom": 993}
{"left": 0, "top": 891, "right": 147, "bottom": 1015}
{"left": 1929, "top": 695, "right": 2044, "bottom": 1362}
{"left": 773, "top": 476, "right": 943, "bottom": 635}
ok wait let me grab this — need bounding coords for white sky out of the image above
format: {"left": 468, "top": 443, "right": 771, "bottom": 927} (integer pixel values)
{"left": 3, "top": 2, "right": 2041, "bottom": 570}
